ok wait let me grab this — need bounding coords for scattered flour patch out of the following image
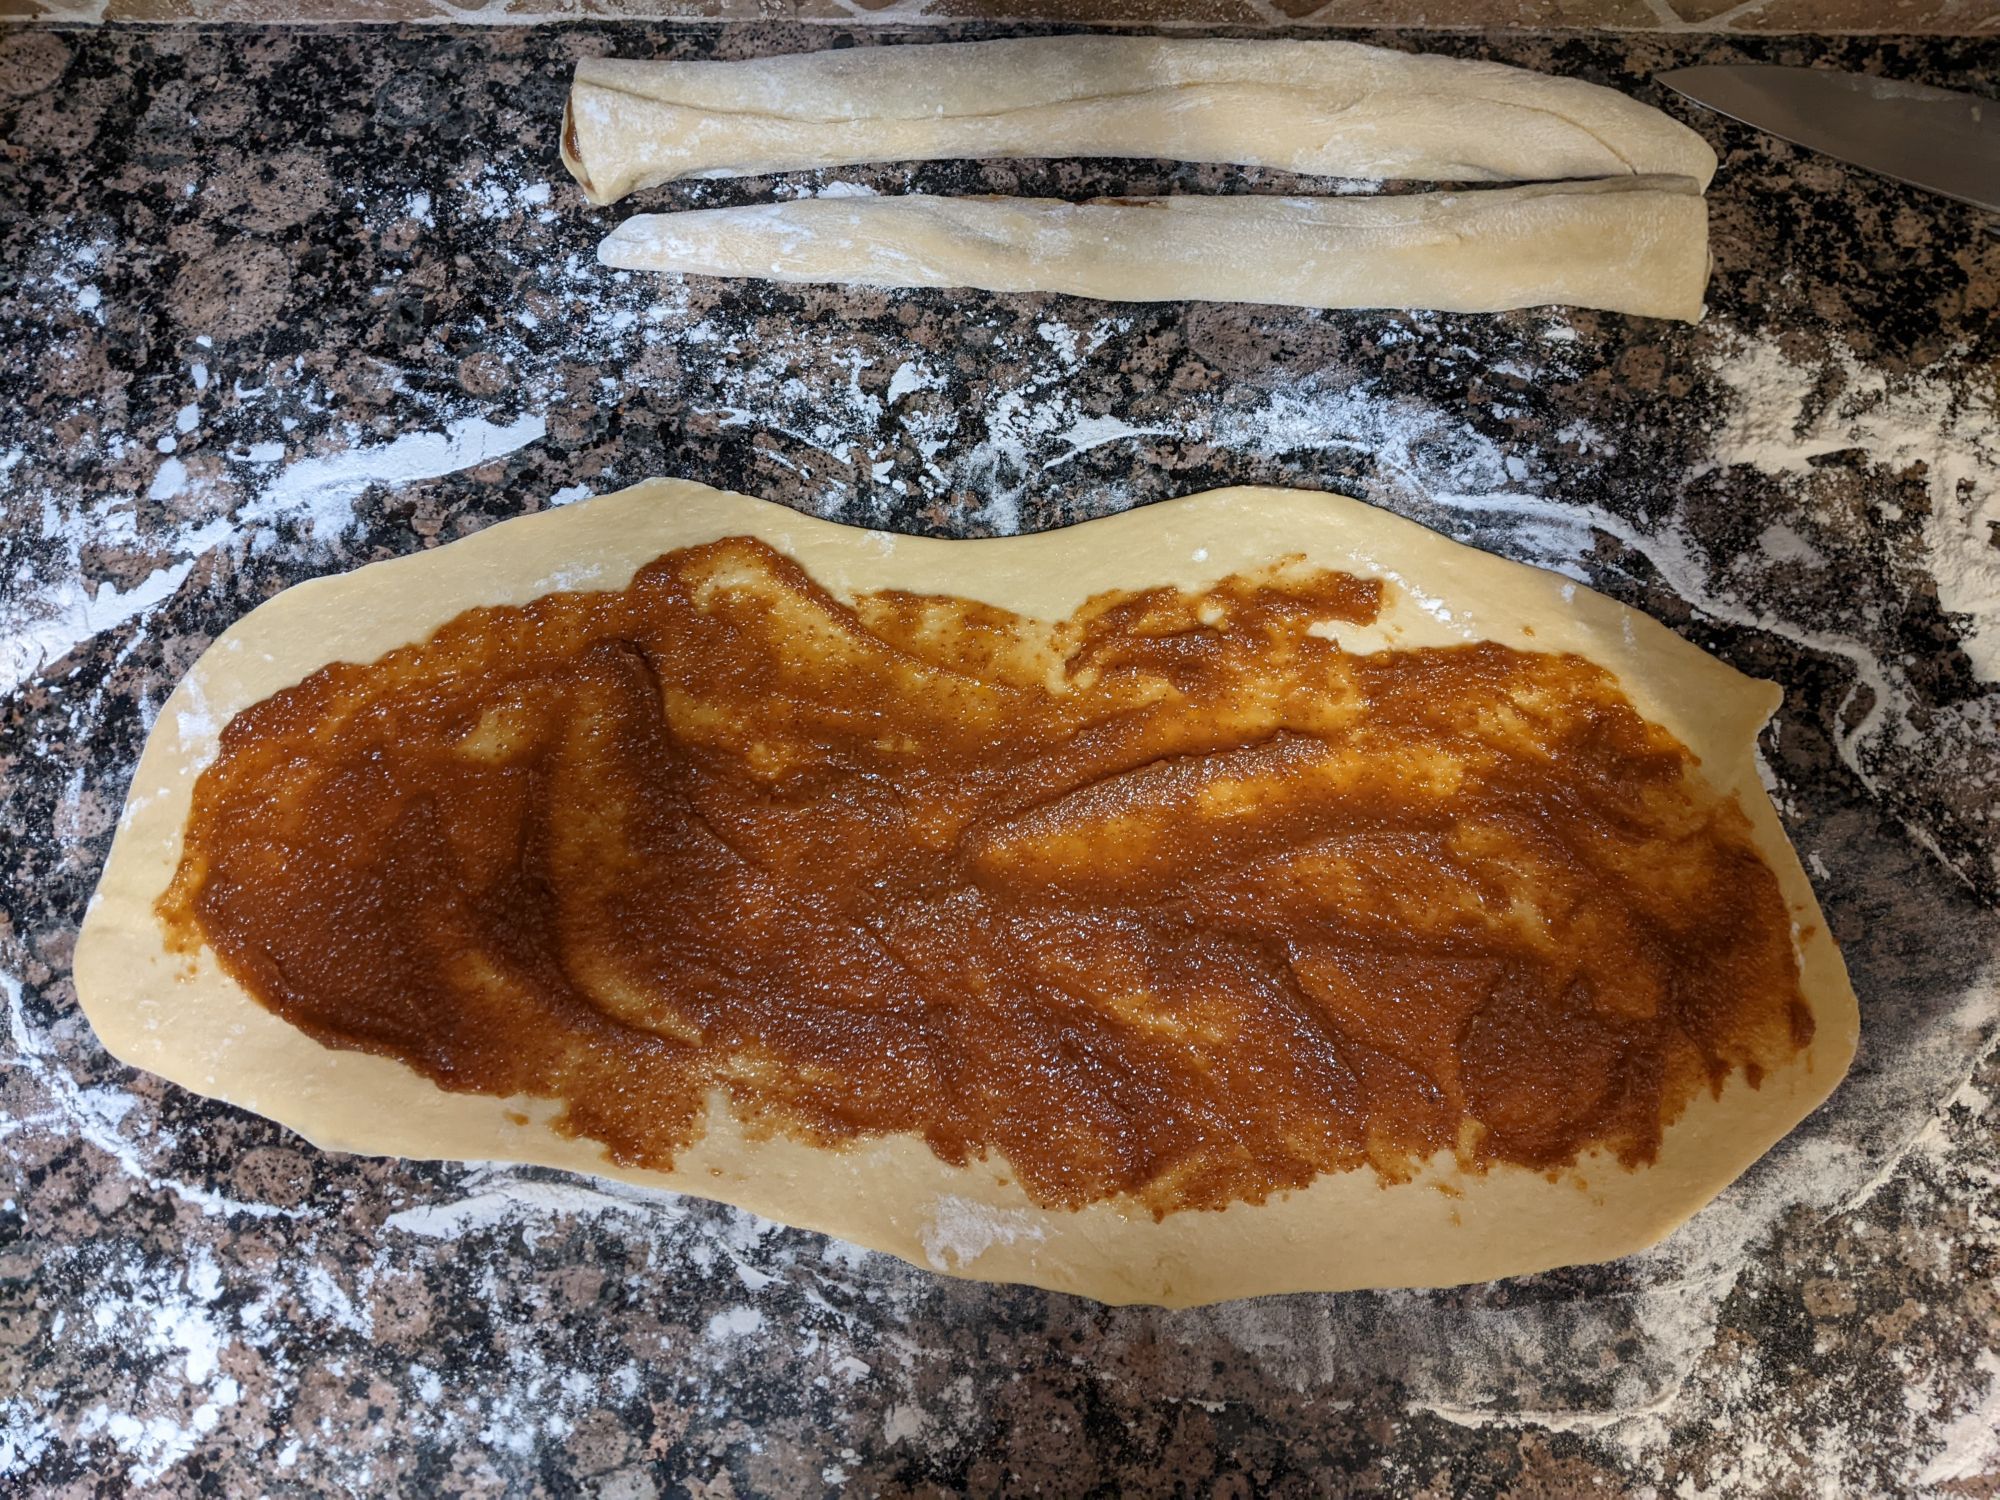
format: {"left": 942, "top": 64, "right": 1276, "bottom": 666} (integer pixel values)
{"left": 236, "top": 412, "right": 546, "bottom": 539}
{"left": 3, "top": 970, "right": 295, "bottom": 1224}
{"left": 1916, "top": 1353, "right": 2000, "bottom": 1488}
{"left": 1036, "top": 320, "right": 1081, "bottom": 364}
{"left": 74, "top": 1408, "right": 204, "bottom": 1488}
{"left": 5, "top": 385, "right": 544, "bottom": 700}
{"left": 381, "top": 1169, "right": 686, "bottom": 1239}
{"left": 0, "top": 559, "right": 194, "bottom": 697}
{"left": 465, "top": 171, "right": 515, "bottom": 221}
{"left": 1709, "top": 332, "right": 2000, "bottom": 680}
{"left": 145, "top": 457, "right": 188, "bottom": 501}
{"left": 917, "top": 1197, "right": 1047, "bottom": 1272}
{"left": 705, "top": 1305, "right": 765, "bottom": 1342}
{"left": 174, "top": 665, "right": 221, "bottom": 751}
{"left": 26, "top": 1237, "right": 251, "bottom": 1488}
{"left": 0, "top": 1399, "right": 57, "bottom": 1479}
{"left": 1048, "top": 414, "right": 1174, "bottom": 467}
{"left": 882, "top": 1403, "right": 929, "bottom": 1445}
{"left": 1554, "top": 417, "right": 1611, "bottom": 455}
{"left": 885, "top": 360, "right": 942, "bottom": 406}
{"left": 1757, "top": 521, "right": 1824, "bottom": 568}
{"left": 297, "top": 1263, "right": 372, "bottom": 1338}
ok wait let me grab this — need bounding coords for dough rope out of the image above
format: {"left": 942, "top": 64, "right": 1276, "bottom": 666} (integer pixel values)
{"left": 597, "top": 180, "right": 1712, "bottom": 322}
{"left": 561, "top": 37, "right": 1717, "bottom": 205}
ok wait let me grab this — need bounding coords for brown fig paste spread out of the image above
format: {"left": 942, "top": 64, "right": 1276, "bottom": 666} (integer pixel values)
{"left": 160, "top": 536, "right": 1813, "bottom": 1215}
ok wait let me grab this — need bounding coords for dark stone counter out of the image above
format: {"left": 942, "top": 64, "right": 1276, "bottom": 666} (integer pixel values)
{"left": 2, "top": 22, "right": 1996, "bottom": 1496}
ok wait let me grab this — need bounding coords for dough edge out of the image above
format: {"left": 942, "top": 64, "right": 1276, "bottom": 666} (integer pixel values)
{"left": 73, "top": 481, "right": 1858, "bottom": 1306}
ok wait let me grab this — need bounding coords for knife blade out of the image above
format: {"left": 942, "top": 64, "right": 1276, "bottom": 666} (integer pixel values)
{"left": 1657, "top": 65, "right": 2000, "bottom": 212}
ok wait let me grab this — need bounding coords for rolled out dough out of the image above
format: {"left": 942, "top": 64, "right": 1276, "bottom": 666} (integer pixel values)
{"left": 73, "top": 484, "right": 1856, "bottom": 1306}
{"left": 597, "top": 180, "right": 1711, "bottom": 322}
{"left": 561, "top": 38, "right": 1718, "bottom": 206}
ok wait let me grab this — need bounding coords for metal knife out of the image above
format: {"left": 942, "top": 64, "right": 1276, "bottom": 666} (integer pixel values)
{"left": 1658, "top": 65, "right": 2000, "bottom": 212}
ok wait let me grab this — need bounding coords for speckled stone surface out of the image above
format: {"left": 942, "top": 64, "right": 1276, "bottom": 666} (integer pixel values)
{"left": 2, "top": 22, "right": 1998, "bottom": 1497}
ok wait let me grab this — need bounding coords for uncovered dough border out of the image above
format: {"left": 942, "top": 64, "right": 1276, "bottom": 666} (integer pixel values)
{"left": 74, "top": 482, "right": 1859, "bottom": 1306}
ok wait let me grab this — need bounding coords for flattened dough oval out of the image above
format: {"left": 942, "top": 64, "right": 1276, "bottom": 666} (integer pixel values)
{"left": 73, "top": 483, "right": 1856, "bottom": 1306}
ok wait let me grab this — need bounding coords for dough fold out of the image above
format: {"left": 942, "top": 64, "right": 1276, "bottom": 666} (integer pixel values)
{"left": 561, "top": 38, "right": 1718, "bottom": 205}
{"left": 597, "top": 179, "right": 1711, "bottom": 321}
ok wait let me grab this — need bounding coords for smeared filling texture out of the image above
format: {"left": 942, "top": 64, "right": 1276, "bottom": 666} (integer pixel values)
{"left": 162, "top": 536, "right": 1812, "bottom": 1214}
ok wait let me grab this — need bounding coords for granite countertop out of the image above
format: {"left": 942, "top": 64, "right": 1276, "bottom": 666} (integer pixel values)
{"left": 3, "top": 22, "right": 1998, "bottom": 1497}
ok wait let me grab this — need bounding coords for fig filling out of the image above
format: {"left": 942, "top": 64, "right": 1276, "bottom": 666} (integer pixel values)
{"left": 162, "top": 537, "right": 1811, "bottom": 1215}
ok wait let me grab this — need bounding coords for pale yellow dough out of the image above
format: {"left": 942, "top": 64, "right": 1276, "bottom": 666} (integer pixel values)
{"left": 561, "top": 39, "right": 1719, "bottom": 206}
{"left": 74, "top": 484, "right": 1857, "bottom": 1306}
{"left": 597, "top": 181, "right": 1711, "bottom": 322}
